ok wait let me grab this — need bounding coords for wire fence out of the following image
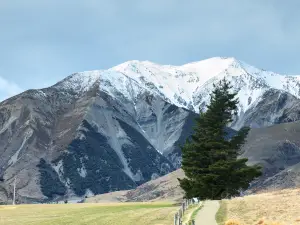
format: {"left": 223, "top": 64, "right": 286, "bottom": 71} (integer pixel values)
{"left": 173, "top": 198, "right": 198, "bottom": 225}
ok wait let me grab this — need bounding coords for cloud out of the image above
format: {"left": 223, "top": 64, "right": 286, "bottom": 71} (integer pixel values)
{"left": 0, "top": 76, "right": 23, "bottom": 100}
{"left": 1, "top": 0, "right": 300, "bottom": 96}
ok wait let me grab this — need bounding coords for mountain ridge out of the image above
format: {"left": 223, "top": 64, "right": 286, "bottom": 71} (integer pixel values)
{"left": 1, "top": 57, "right": 300, "bottom": 203}
{"left": 41, "top": 57, "right": 300, "bottom": 130}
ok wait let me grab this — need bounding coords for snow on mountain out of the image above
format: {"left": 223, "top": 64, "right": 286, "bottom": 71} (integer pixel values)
{"left": 57, "top": 57, "right": 300, "bottom": 125}
{"left": 54, "top": 71, "right": 101, "bottom": 94}
{"left": 112, "top": 58, "right": 300, "bottom": 121}
{"left": 109, "top": 58, "right": 230, "bottom": 109}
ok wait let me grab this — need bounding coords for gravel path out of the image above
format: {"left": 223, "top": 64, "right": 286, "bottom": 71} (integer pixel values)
{"left": 195, "top": 201, "right": 220, "bottom": 225}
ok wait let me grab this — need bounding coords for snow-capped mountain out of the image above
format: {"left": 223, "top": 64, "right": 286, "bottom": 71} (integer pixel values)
{"left": 111, "top": 57, "right": 300, "bottom": 111}
{"left": 1, "top": 57, "right": 300, "bottom": 203}
{"left": 53, "top": 57, "right": 300, "bottom": 129}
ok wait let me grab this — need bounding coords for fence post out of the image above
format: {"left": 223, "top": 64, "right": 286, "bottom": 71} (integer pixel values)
{"left": 174, "top": 198, "right": 198, "bottom": 225}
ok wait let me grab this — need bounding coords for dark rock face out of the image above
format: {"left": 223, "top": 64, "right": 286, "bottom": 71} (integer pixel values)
{"left": 55, "top": 118, "right": 175, "bottom": 197}
{"left": 165, "top": 111, "right": 198, "bottom": 168}
{"left": 117, "top": 119, "right": 173, "bottom": 182}
{"left": 242, "top": 121, "right": 300, "bottom": 192}
{"left": 60, "top": 120, "right": 136, "bottom": 196}
{"left": 37, "top": 158, "right": 66, "bottom": 199}
{"left": 232, "top": 89, "right": 300, "bottom": 129}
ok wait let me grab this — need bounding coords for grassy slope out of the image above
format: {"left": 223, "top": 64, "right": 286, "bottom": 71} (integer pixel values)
{"left": 180, "top": 202, "right": 204, "bottom": 224}
{"left": 190, "top": 202, "right": 204, "bottom": 221}
{"left": 216, "top": 189, "right": 300, "bottom": 225}
{"left": 0, "top": 202, "right": 177, "bottom": 225}
{"left": 216, "top": 201, "right": 227, "bottom": 225}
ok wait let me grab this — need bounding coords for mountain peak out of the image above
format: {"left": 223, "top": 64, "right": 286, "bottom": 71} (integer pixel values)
{"left": 178, "top": 57, "right": 238, "bottom": 74}
{"left": 110, "top": 57, "right": 245, "bottom": 81}
{"left": 53, "top": 71, "right": 101, "bottom": 93}
{"left": 110, "top": 60, "right": 164, "bottom": 73}
{"left": 41, "top": 57, "right": 300, "bottom": 116}
{"left": 45, "top": 57, "right": 300, "bottom": 115}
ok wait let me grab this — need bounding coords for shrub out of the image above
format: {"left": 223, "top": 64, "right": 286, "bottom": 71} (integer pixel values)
{"left": 255, "top": 219, "right": 283, "bottom": 225}
{"left": 225, "top": 219, "right": 243, "bottom": 225}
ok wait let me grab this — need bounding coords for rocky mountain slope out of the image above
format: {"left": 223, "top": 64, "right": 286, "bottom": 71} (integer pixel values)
{"left": 242, "top": 121, "right": 300, "bottom": 192}
{"left": 1, "top": 57, "right": 300, "bottom": 202}
{"left": 0, "top": 73, "right": 196, "bottom": 203}
{"left": 88, "top": 120, "right": 300, "bottom": 202}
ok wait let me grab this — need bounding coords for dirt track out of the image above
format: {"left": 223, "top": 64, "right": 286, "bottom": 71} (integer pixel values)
{"left": 195, "top": 201, "right": 219, "bottom": 225}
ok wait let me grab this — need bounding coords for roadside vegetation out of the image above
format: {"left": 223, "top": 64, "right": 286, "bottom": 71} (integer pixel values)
{"left": 189, "top": 202, "right": 204, "bottom": 221}
{"left": 182, "top": 202, "right": 204, "bottom": 224}
{"left": 216, "top": 200, "right": 227, "bottom": 224}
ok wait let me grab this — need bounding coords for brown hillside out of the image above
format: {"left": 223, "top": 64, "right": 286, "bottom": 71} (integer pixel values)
{"left": 86, "top": 169, "right": 185, "bottom": 203}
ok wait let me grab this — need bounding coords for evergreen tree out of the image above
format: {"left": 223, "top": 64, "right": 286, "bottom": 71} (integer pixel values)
{"left": 179, "top": 78, "right": 261, "bottom": 200}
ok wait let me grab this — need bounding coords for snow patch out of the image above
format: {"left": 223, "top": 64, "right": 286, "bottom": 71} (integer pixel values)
{"left": 131, "top": 169, "right": 144, "bottom": 182}
{"left": 77, "top": 165, "right": 87, "bottom": 178}
{"left": 76, "top": 132, "right": 86, "bottom": 140}
{"left": 55, "top": 71, "right": 100, "bottom": 93}
{"left": 85, "top": 189, "right": 94, "bottom": 197}
{"left": 151, "top": 173, "right": 159, "bottom": 180}
{"left": 52, "top": 160, "right": 63, "bottom": 176}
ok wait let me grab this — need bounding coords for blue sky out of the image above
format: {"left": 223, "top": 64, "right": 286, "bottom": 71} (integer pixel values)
{"left": 0, "top": 0, "right": 300, "bottom": 100}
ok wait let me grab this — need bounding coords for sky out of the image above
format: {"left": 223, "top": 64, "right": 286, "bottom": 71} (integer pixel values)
{"left": 0, "top": 0, "right": 300, "bottom": 100}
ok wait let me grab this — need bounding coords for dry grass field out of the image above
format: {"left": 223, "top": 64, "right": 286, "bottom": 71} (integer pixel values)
{"left": 0, "top": 202, "right": 177, "bottom": 225}
{"left": 217, "top": 189, "right": 300, "bottom": 225}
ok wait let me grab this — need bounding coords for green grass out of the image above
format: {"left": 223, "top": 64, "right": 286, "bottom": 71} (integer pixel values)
{"left": 190, "top": 202, "right": 204, "bottom": 220}
{"left": 0, "top": 202, "right": 178, "bottom": 225}
{"left": 182, "top": 204, "right": 198, "bottom": 223}
{"left": 182, "top": 202, "right": 204, "bottom": 225}
{"left": 216, "top": 200, "right": 228, "bottom": 225}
